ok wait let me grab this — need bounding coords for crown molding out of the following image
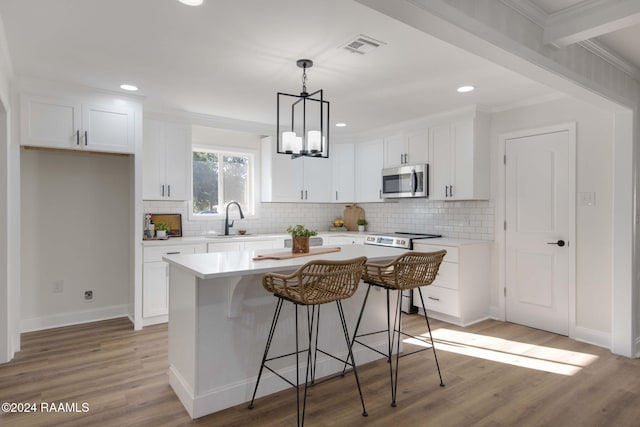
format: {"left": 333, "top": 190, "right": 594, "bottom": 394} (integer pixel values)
{"left": 579, "top": 39, "right": 640, "bottom": 81}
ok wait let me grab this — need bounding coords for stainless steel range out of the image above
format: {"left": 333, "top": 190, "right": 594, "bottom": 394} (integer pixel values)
{"left": 364, "top": 232, "right": 442, "bottom": 313}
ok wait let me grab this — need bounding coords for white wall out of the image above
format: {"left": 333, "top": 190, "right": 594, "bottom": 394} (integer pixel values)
{"left": 491, "top": 97, "right": 614, "bottom": 339}
{"left": 20, "top": 149, "right": 131, "bottom": 331}
{"left": 0, "top": 12, "right": 14, "bottom": 363}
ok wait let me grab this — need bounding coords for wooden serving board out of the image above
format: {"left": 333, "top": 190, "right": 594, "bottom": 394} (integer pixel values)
{"left": 253, "top": 247, "right": 341, "bottom": 261}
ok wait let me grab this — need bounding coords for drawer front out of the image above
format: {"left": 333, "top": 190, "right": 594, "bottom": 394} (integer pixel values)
{"left": 244, "top": 240, "right": 276, "bottom": 250}
{"left": 414, "top": 285, "right": 460, "bottom": 317}
{"left": 207, "top": 241, "right": 243, "bottom": 253}
{"left": 432, "top": 261, "right": 459, "bottom": 290}
{"left": 413, "top": 243, "right": 459, "bottom": 263}
{"left": 144, "top": 245, "right": 197, "bottom": 262}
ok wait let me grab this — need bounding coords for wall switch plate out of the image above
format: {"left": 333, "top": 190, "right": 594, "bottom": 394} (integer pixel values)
{"left": 52, "top": 280, "right": 63, "bottom": 293}
{"left": 579, "top": 192, "right": 596, "bottom": 207}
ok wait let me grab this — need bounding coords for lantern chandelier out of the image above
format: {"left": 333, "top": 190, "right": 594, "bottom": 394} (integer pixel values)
{"left": 276, "top": 59, "right": 330, "bottom": 159}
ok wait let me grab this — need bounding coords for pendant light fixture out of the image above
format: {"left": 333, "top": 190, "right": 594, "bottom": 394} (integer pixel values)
{"left": 277, "top": 59, "right": 330, "bottom": 159}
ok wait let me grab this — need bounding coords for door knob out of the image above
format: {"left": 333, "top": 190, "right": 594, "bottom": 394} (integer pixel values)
{"left": 547, "top": 240, "right": 566, "bottom": 247}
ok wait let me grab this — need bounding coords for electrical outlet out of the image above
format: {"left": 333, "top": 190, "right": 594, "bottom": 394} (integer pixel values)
{"left": 52, "top": 280, "right": 63, "bottom": 293}
{"left": 84, "top": 290, "right": 93, "bottom": 301}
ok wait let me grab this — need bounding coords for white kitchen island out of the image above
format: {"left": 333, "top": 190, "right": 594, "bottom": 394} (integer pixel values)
{"left": 163, "top": 244, "right": 406, "bottom": 419}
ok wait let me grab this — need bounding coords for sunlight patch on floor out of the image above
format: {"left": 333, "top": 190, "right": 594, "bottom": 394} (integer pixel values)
{"left": 403, "top": 328, "right": 598, "bottom": 376}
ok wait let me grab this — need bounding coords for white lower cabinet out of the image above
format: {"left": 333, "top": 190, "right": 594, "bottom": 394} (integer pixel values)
{"left": 142, "top": 243, "right": 205, "bottom": 324}
{"left": 324, "top": 235, "right": 365, "bottom": 245}
{"left": 207, "top": 238, "right": 285, "bottom": 253}
{"left": 413, "top": 240, "right": 491, "bottom": 326}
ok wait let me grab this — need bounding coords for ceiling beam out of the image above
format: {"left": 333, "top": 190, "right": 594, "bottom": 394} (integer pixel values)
{"left": 544, "top": 0, "right": 640, "bottom": 47}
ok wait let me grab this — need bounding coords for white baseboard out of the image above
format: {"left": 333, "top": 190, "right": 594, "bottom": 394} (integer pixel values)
{"left": 573, "top": 326, "right": 611, "bottom": 349}
{"left": 21, "top": 304, "right": 130, "bottom": 332}
{"left": 172, "top": 340, "right": 389, "bottom": 419}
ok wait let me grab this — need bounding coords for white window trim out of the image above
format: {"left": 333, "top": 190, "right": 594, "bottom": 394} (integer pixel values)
{"left": 188, "top": 144, "right": 257, "bottom": 221}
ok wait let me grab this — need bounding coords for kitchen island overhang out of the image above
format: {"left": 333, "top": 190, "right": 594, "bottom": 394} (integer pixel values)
{"left": 163, "top": 244, "right": 407, "bottom": 419}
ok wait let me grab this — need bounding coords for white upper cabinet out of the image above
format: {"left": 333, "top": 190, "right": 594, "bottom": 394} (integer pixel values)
{"left": 143, "top": 119, "right": 190, "bottom": 201}
{"left": 302, "top": 156, "right": 332, "bottom": 202}
{"left": 261, "top": 136, "right": 332, "bottom": 202}
{"left": 355, "top": 139, "right": 384, "bottom": 202}
{"left": 331, "top": 143, "right": 355, "bottom": 203}
{"left": 428, "top": 111, "right": 490, "bottom": 201}
{"left": 383, "top": 130, "right": 429, "bottom": 168}
{"left": 21, "top": 94, "right": 134, "bottom": 154}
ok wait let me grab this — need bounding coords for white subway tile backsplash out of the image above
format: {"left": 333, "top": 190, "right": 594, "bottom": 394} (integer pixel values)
{"left": 142, "top": 199, "right": 494, "bottom": 240}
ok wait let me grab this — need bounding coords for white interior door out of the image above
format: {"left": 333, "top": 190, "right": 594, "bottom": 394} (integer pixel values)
{"left": 505, "top": 130, "right": 571, "bottom": 335}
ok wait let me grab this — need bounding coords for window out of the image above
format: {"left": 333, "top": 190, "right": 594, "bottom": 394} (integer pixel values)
{"left": 192, "top": 146, "right": 254, "bottom": 216}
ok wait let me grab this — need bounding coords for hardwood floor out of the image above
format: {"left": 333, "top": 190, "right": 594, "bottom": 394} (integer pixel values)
{"left": 1, "top": 316, "right": 639, "bottom": 426}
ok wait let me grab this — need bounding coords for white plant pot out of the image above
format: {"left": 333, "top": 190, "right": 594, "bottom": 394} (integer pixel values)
{"left": 156, "top": 230, "right": 167, "bottom": 239}
{"left": 358, "top": 225, "right": 365, "bottom": 232}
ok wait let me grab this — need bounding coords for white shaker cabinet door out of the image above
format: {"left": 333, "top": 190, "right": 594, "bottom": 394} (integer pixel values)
{"left": 303, "top": 156, "right": 332, "bottom": 202}
{"left": 162, "top": 121, "right": 190, "bottom": 201}
{"left": 20, "top": 94, "right": 82, "bottom": 150}
{"left": 143, "top": 261, "right": 169, "bottom": 318}
{"left": 428, "top": 124, "right": 452, "bottom": 200}
{"left": 82, "top": 103, "right": 134, "bottom": 153}
{"left": 331, "top": 144, "right": 355, "bottom": 203}
{"left": 355, "top": 139, "right": 383, "bottom": 202}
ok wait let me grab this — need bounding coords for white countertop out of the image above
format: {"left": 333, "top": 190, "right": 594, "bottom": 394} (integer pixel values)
{"left": 163, "top": 244, "right": 406, "bottom": 279}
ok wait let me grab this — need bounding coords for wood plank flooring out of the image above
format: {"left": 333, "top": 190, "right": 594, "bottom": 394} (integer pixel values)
{"left": 1, "top": 316, "right": 639, "bottom": 426}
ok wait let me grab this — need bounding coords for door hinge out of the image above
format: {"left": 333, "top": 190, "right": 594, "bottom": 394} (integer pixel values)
{"left": 504, "top": 154, "right": 506, "bottom": 165}
{"left": 504, "top": 287, "right": 506, "bottom": 297}
{"left": 504, "top": 221, "right": 507, "bottom": 231}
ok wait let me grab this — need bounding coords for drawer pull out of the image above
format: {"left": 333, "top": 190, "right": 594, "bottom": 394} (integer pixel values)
{"left": 428, "top": 296, "right": 440, "bottom": 301}
{"left": 165, "top": 251, "right": 180, "bottom": 255}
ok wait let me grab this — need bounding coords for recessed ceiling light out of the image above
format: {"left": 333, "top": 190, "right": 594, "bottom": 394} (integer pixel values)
{"left": 178, "top": 0, "right": 203, "bottom": 5}
{"left": 120, "top": 84, "right": 138, "bottom": 91}
{"left": 335, "top": 123, "right": 347, "bottom": 127}
{"left": 457, "top": 85, "right": 475, "bottom": 93}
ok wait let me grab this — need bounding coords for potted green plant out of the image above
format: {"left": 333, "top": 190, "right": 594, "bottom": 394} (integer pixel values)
{"left": 357, "top": 219, "right": 368, "bottom": 232}
{"left": 286, "top": 225, "right": 317, "bottom": 254}
{"left": 155, "top": 222, "right": 170, "bottom": 239}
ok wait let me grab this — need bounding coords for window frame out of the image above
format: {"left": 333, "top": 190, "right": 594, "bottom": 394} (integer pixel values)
{"left": 189, "top": 144, "right": 256, "bottom": 220}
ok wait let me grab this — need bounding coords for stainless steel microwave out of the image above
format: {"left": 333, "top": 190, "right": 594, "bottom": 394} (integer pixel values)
{"left": 381, "top": 164, "right": 429, "bottom": 198}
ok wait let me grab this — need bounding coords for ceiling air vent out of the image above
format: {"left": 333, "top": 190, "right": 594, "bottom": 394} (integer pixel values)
{"left": 342, "top": 34, "right": 385, "bottom": 55}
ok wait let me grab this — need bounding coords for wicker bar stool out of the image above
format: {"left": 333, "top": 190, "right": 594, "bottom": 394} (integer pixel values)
{"left": 346, "top": 250, "right": 447, "bottom": 407}
{"left": 248, "top": 257, "right": 368, "bottom": 427}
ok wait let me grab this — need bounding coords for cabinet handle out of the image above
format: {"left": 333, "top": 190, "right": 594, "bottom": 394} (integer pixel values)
{"left": 379, "top": 189, "right": 382, "bottom": 199}
{"left": 168, "top": 185, "right": 171, "bottom": 198}
{"left": 76, "top": 130, "right": 80, "bottom": 145}
{"left": 84, "top": 130, "right": 88, "bottom": 146}
{"left": 450, "top": 185, "right": 454, "bottom": 197}
{"left": 165, "top": 251, "right": 180, "bottom": 255}
{"left": 305, "top": 190, "right": 308, "bottom": 200}
{"left": 300, "top": 190, "right": 304, "bottom": 200}
{"left": 428, "top": 296, "right": 440, "bottom": 301}
{"left": 162, "top": 184, "right": 165, "bottom": 197}
{"left": 445, "top": 186, "right": 449, "bottom": 197}
{"left": 335, "top": 191, "right": 338, "bottom": 201}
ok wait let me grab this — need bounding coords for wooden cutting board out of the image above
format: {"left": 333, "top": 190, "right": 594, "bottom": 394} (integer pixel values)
{"left": 253, "top": 247, "right": 341, "bottom": 261}
{"left": 344, "top": 204, "right": 365, "bottom": 231}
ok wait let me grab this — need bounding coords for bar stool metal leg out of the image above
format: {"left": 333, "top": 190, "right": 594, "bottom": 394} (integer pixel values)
{"left": 416, "top": 288, "right": 445, "bottom": 387}
{"left": 390, "top": 289, "right": 403, "bottom": 407}
{"left": 248, "top": 297, "right": 284, "bottom": 410}
{"left": 336, "top": 300, "right": 368, "bottom": 417}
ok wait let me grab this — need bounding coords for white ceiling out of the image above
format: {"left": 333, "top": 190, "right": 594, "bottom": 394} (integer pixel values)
{"left": 0, "top": 0, "right": 636, "bottom": 134}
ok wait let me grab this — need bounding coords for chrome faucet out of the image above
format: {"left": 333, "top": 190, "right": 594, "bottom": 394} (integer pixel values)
{"left": 224, "top": 201, "right": 245, "bottom": 235}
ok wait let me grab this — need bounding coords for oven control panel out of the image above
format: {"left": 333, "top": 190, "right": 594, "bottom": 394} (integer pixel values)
{"left": 365, "top": 235, "right": 410, "bottom": 249}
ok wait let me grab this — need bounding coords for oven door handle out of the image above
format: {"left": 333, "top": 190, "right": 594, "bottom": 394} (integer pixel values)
{"left": 411, "top": 169, "right": 417, "bottom": 194}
